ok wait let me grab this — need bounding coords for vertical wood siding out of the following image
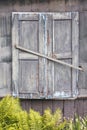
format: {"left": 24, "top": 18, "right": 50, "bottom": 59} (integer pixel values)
{"left": 20, "top": 99, "right": 87, "bottom": 118}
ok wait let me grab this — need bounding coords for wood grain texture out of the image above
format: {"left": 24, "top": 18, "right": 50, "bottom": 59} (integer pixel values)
{"left": 54, "top": 60, "right": 72, "bottom": 97}
{"left": 12, "top": 13, "right": 40, "bottom": 98}
{"left": 42, "top": 100, "right": 53, "bottom": 113}
{"left": 31, "top": 0, "right": 49, "bottom": 12}
{"left": 72, "top": 12, "right": 79, "bottom": 97}
{"left": 39, "top": 14, "right": 48, "bottom": 98}
{"left": 12, "top": 13, "right": 19, "bottom": 97}
{"left": 19, "top": 13, "right": 38, "bottom": 21}
{"left": 84, "top": 99, "right": 87, "bottom": 116}
{"left": 0, "top": 0, "right": 87, "bottom": 12}
{"left": 0, "top": 13, "right": 11, "bottom": 62}
{"left": 75, "top": 99, "right": 84, "bottom": 117}
{"left": 0, "top": 13, "right": 11, "bottom": 96}
{"left": 31, "top": 100, "right": 43, "bottom": 114}
{"left": 20, "top": 99, "right": 31, "bottom": 112}
{"left": 64, "top": 100, "right": 75, "bottom": 118}
{"left": 53, "top": 14, "right": 72, "bottom": 98}
{"left": 54, "top": 52, "right": 72, "bottom": 59}
{"left": 20, "top": 98, "right": 87, "bottom": 117}
{"left": 54, "top": 20, "right": 71, "bottom": 53}
{"left": 52, "top": 100, "right": 63, "bottom": 114}
{"left": 49, "top": 0, "right": 65, "bottom": 12}
{"left": 19, "top": 60, "right": 39, "bottom": 93}
{"left": 0, "top": 63, "right": 11, "bottom": 97}
{"left": 46, "top": 14, "right": 54, "bottom": 98}
{"left": 19, "top": 18, "right": 38, "bottom": 52}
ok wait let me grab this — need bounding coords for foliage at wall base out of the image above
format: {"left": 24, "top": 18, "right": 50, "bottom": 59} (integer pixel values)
{"left": 0, "top": 96, "right": 87, "bottom": 130}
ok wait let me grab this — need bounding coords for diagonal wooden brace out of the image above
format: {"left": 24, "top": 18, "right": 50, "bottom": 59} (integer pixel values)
{"left": 15, "top": 45, "right": 83, "bottom": 71}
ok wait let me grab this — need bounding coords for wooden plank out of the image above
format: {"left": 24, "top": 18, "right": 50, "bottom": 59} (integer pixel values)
{"left": 19, "top": 53, "right": 38, "bottom": 60}
{"left": 13, "top": 1, "right": 31, "bottom": 12}
{"left": 75, "top": 99, "right": 84, "bottom": 117}
{"left": 31, "top": 100, "right": 43, "bottom": 114}
{"left": 42, "top": 100, "right": 53, "bottom": 113}
{"left": 79, "top": 12, "right": 87, "bottom": 63}
{"left": 39, "top": 14, "right": 47, "bottom": 98}
{"left": 53, "top": 20, "right": 71, "bottom": 53}
{"left": 78, "top": 89, "right": 87, "bottom": 97}
{"left": 78, "top": 62, "right": 87, "bottom": 97}
{"left": 0, "top": 63, "right": 11, "bottom": 97}
{"left": 20, "top": 99, "right": 31, "bottom": 112}
{"left": 65, "top": 0, "right": 79, "bottom": 11}
{"left": 0, "top": 12, "right": 11, "bottom": 37}
{"left": 19, "top": 19, "right": 39, "bottom": 52}
{"left": 0, "top": 13, "right": 11, "bottom": 36}
{"left": 53, "top": 60, "right": 72, "bottom": 98}
{"left": 79, "top": 12, "right": 87, "bottom": 97}
{"left": 0, "top": 14, "right": 6, "bottom": 37}
{"left": 53, "top": 12, "right": 71, "bottom": 19}
{"left": 19, "top": 60, "right": 39, "bottom": 94}
{"left": 6, "top": 13, "right": 11, "bottom": 36}
{"left": 0, "top": 37, "right": 7, "bottom": 47}
{"left": 72, "top": 12, "right": 79, "bottom": 97}
{"left": 83, "top": 99, "right": 87, "bottom": 116}
{"left": 25, "top": 100, "right": 31, "bottom": 112}
{"left": 0, "top": 46, "right": 11, "bottom": 62}
{"left": 74, "top": 99, "right": 78, "bottom": 114}
{"left": 19, "top": 13, "right": 39, "bottom": 21}
{"left": 49, "top": 0, "right": 65, "bottom": 12}
{"left": 0, "top": 36, "right": 11, "bottom": 62}
{"left": 52, "top": 100, "right": 63, "bottom": 114}
{"left": 12, "top": 13, "right": 19, "bottom": 97}
{"left": 31, "top": 0, "right": 49, "bottom": 12}
{"left": 54, "top": 52, "right": 72, "bottom": 59}
{"left": 46, "top": 14, "right": 54, "bottom": 98}
{"left": 19, "top": 93, "right": 40, "bottom": 99}
{"left": 0, "top": 36, "right": 11, "bottom": 47}
{"left": 64, "top": 100, "right": 75, "bottom": 118}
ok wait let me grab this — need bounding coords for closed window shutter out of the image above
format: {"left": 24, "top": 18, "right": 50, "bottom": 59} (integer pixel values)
{"left": 51, "top": 12, "right": 79, "bottom": 98}
{"left": 12, "top": 13, "right": 49, "bottom": 98}
{"left": 12, "top": 12, "right": 79, "bottom": 99}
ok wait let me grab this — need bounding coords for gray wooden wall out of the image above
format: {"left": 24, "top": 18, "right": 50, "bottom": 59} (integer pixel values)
{"left": 0, "top": 0, "right": 87, "bottom": 117}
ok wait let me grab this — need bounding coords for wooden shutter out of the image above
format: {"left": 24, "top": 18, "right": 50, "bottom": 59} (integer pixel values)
{"left": 50, "top": 12, "right": 79, "bottom": 98}
{"left": 12, "top": 13, "right": 47, "bottom": 98}
{"left": 12, "top": 12, "right": 79, "bottom": 99}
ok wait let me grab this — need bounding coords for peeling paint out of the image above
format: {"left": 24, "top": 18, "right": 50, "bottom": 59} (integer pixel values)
{"left": 53, "top": 91, "right": 71, "bottom": 98}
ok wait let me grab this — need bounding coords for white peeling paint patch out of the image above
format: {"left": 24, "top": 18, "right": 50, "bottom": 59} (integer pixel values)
{"left": 73, "top": 89, "right": 78, "bottom": 97}
{"left": 53, "top": 91, "right": 71, "bottom": 98}
{"left": 12, "top": 92, "right": 18, "bottom": 97}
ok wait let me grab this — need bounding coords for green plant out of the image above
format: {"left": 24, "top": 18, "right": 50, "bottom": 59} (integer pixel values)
{"left": 42, "top": 108, "right": 69, "bottom": 130}
{"left": 28, "top": 109, "right": 42, "bottom": 130}
{"left": 0, "top": 96, "right": 29, "bottom": 130}
{"left": 68, "top": 116, "right": 87, "bottom": 130}
{"left": 0, "top": 96, "right": 87, "bottom": 130}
